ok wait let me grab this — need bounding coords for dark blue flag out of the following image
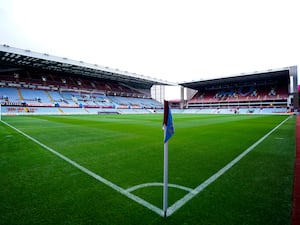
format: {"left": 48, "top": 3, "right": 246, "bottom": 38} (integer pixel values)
{"left": 163, "top": 101, "right": 174, "bottom": 143}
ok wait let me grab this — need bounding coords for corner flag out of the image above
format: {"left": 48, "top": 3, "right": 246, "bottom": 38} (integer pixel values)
{"left": 163, "top": 100, "right": 174, "bottom": 143}
{"left": 162, "top": 100, "right": 174, "bottom": 217}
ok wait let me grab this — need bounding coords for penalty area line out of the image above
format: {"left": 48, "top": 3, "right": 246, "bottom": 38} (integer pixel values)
{"left": 1, "top": 120, "right": 164, "bottom": 217}
{"left": 166, "top": 116, "right": 291, "bottom": 217}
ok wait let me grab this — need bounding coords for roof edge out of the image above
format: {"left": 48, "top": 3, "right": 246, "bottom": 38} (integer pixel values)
{"left": 0, "top": 44, "right": 175, "bottom": 86}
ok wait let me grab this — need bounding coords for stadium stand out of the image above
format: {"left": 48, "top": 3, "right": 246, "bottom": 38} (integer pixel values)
{"left": 0, "top": 45, "right": 166, "bottom": 114}
{"left": 0, "top": 75, "right": 163, "bottom": 114}
{"left": 0, "top": 45, "right": 298, "bottom": 115}
{"left": 180, "top": 68, "right": 296, "bottom": 114}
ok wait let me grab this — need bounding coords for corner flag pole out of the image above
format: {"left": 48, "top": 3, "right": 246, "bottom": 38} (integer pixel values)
{"left": 163, "top": 126, "right": 168, "bottom": 217}
{"left": 163, "top": 100, "right": 174, "bottom": 218}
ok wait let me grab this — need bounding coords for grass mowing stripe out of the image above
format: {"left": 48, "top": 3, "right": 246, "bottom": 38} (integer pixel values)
{"left": 0, "top": 120, "right": 164, "bottom": 217}
{"left": 166, "top": 116, "right": 291, "bottom": 217}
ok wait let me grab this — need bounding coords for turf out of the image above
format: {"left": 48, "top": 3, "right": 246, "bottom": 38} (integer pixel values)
{"left": 0, "top": 114, "right": 295, "bottom": 225}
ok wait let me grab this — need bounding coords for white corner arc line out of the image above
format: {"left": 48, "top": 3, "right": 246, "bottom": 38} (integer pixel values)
{"left": 126, "top": 182, "right": 193, "bottom": 193}
{"left": 166, "top": 116, "right": 291, "bottom": 217}
{"left": 1, "top": 120, "right": 164, "bottom": 217}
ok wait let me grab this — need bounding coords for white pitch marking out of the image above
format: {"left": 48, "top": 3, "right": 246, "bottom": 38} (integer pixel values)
{"left": 166, "top": 116, "right": 291, "bottom": 217}
{"left": 126, "top": 182, "right": 193, "bottom": 193}
{"left": 1, "top": 120, "right": 164, "bottom": 217}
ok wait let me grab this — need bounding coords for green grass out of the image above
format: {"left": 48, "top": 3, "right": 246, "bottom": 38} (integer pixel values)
{"left": 0, "top": 114, "right": 295, "bottom": 225}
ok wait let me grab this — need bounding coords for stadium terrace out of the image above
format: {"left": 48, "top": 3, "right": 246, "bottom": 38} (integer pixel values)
{"left": 0, "top": 44, "right": 298, "bottom": 115}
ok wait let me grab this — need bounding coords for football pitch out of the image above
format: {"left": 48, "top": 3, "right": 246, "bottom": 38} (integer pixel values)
{"left": 0, "top": 114, "right": 295, "bottom": 225}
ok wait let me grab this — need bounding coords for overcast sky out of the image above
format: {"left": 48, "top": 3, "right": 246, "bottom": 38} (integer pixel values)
{"left": 1, "top": 0, "right": 299, "bottom": 84}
